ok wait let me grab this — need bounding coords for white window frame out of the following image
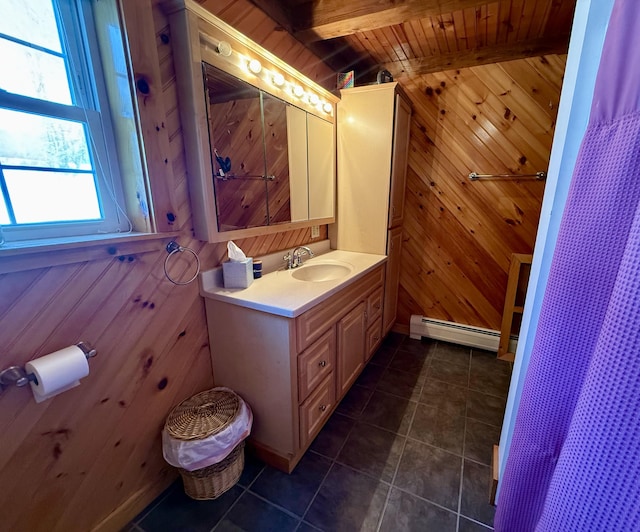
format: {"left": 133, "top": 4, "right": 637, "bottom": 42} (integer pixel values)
{"left": 0, "top": 0, "right": 132, "bottom": 243}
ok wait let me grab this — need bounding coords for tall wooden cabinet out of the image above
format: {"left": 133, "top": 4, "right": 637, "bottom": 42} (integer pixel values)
{"left": 330, "top": 82, "right": 412, "bottom": 335}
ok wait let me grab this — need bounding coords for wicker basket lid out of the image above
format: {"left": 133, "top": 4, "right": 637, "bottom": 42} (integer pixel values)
{"left": 165, "top": 388, "right": 240, "bottom": 441}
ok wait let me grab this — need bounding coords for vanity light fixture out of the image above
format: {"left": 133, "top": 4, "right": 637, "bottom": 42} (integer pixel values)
{"left": 322, "top": 102, "right": 333, "bottom": 114}
{"left": 216, "top": 40, "right": 232, "bottom": 57}
{"left": 293, "top": 84, "right": 304, "bottom": 98}
{"left": 248, "top": 59, "right": 262, "bottom": 74}
{"left": 272, "top": 72, "right": 285, "bottom": 87}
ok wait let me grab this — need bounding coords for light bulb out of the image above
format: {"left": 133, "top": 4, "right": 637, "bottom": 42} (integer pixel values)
{"left": 293, "top": 85, "right": 304, "bottom": 98}
{"left": 248, "top": 59, "right": 262, "bottom": 74}
{"left": 322, "top": 102, "right": 333, "bottom": 113}
{"left": 272, "top": 73, "right": 285, "bottom": 86}
{"left": 309, "top": 93, "right": 320, "bottom": 105}
{"left": 217, "top": 41, "right": 232, "bottom": 57}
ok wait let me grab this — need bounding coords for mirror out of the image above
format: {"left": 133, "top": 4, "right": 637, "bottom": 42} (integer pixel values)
{"left": 262, "top": 92, "right": 291, "bottom": 226}
{"left": 205, "top": 63, "right": 294, "bottom": 231}
{"left": 205, "top": 64, "right": 267, "bottom": 231}
{"left": 203, "top": 62, "right": 333, "bottom": 234}
{"left": 166, "top": 0, "right": 338, "bottom": 243}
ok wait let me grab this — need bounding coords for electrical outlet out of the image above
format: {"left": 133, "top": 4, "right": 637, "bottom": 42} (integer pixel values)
{"left": 311, "top": 225, "right": 320, "bottom": 238}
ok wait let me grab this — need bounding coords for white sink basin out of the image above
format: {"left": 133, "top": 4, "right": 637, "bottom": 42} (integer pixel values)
{"left": 291, "top": 261, "right": 353, "bottom": 282}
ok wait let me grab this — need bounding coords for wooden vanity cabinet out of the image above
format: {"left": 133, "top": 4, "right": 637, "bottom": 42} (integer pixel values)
{"left": 204, "top": 264, "right": 385, "bottom": 472}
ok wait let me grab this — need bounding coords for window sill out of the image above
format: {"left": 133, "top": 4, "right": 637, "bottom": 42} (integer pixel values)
{"left": 0, "top": 231, "right": 182, "bottom": 274}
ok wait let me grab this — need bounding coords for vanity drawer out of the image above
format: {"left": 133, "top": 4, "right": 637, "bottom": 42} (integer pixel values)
{"left": 298, "top": 329, "right": 336, "bottom": 403}
{"left": 366, "top": 317, "right": 383, "bottom": 361}
{"left": 366, "top": 286, "right": 383, "bottom": 325}
{"left": 296, "top": 265, "right": 385, "bottom": 352}
{"left": 299, "top": 373, "right": 335, "bottom": 447}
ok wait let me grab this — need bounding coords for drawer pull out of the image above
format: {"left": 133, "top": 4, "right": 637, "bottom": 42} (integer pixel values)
{"left": 374, "top": 302, "right": 381, "bottom": 309}
{"left": 319, "top": 404, "right": 327, "bottom": 412}
{"left": 318, "top": 360, "right": 327, "bottom": 367}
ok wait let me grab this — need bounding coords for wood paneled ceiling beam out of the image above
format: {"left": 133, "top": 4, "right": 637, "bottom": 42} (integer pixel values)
{"left": 292, "top": 0, "right": 489, "bottom": 42}
{"left": 247, "top": 0, "right": 379, "bottom": 82}
{"left": 384, "top": 35, "right": 570, "bottom": 78}
{"left": 247, "top": 0, "right": 294, "bottom": 33}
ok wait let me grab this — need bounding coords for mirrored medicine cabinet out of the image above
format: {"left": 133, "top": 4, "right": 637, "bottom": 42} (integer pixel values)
{"left": 164, "top": 0, "right": 338, "bottom": 243}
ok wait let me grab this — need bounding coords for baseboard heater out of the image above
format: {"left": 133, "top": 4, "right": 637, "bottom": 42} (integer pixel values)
{"left": 409, "top": 315, "right": 505, "bottom": 352}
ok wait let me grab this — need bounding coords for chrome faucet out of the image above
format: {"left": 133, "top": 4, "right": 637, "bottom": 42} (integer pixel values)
{"left": 284, "top": 246, "right": 315, "bottom": 269}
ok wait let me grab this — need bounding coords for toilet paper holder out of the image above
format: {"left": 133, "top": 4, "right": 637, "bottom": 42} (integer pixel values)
{"left": 0, "top": 342, "right": 97, "bottom": 394}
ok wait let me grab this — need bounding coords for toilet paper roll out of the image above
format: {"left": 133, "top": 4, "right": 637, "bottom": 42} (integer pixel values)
{"left": 25, "top": 345, "right": 90, "bottom": 403}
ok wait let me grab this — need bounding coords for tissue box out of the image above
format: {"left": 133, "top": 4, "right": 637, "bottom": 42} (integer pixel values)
{"left": 222, "top": 258, "right": 253, "bottom": 288}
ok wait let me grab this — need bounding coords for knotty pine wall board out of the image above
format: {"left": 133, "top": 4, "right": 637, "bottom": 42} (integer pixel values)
{"left": 396, "top": 55, "right": 564, "bottom": 331}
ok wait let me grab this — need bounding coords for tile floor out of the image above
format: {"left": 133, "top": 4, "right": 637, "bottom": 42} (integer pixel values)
{"left": 126, "top": 333, "right": 511, "bottom": 532}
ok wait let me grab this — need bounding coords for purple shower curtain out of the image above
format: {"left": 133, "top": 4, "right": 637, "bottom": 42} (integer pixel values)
{"left": 495, "top": 0, "right": 640, "bottom": 530}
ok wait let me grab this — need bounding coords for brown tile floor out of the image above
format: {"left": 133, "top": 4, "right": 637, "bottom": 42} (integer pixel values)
{"left": 126, "top": 334, "right": 511, "bottom": 532}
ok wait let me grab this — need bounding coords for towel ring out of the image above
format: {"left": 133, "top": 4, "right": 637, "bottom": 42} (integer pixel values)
{"left": 164, "top": 241, "right": 201, "bottom": 285}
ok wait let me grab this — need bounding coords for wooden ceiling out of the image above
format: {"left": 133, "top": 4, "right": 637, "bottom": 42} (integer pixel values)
{"left": 247, "top": 0, "right": 576, "bottom": 83}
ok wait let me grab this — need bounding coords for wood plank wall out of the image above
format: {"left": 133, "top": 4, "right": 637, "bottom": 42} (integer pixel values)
{"left": 396, "top": 55, "right": 565, "bottom": 331}
{"left": 0, "top": 1, "right": 332, "bottom": 531}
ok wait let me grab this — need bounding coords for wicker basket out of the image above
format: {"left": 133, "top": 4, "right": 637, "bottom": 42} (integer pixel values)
{"left": 164, "top": 388, "right": 246, "bottom": 500}
{"left": 179, "top": 441, "right": 245, "bottom": 500}
{"left": 165, "top": 388, "right": 240, "bottom": 440}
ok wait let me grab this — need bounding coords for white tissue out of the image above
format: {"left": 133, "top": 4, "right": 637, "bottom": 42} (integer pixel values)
{"left": 223, "top": 241, "right": 253, "bottom": 288}
{"left": 227, "top": 241, "right": 247, "bottom": 262}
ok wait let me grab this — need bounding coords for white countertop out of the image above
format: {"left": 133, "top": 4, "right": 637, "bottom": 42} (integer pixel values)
{"left": 199, "top": 246, "right": 387, "bottom": 318}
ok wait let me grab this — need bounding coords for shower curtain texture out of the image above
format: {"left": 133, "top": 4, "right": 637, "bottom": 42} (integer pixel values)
{"left": 495, "top": 0, "right": 640, "bottom": 530}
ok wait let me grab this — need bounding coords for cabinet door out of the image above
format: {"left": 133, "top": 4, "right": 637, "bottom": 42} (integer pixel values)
{"left": 337, "top": 302, "right": 366, "bottom": 397}
{"left": 388, "top": 94, "right": 411, "bottom": 228}
{"left": 287, "top": 105, "right": 309, "bottom": 222}
{"left": 263, "top": 93, "right": 292, "bottom": 225}
{"left": 308, "top": 114, "right": 335, "bottom": 220}
{"left": 334, "top": 85, "right": 395, "bottom": 255}
{"left": 383, "top": 227, "right": 403, "bottom": 335}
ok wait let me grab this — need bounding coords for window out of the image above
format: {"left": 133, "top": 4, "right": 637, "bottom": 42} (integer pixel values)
{"left": 0, "top": 0, "right": 136, "bottom": 243}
